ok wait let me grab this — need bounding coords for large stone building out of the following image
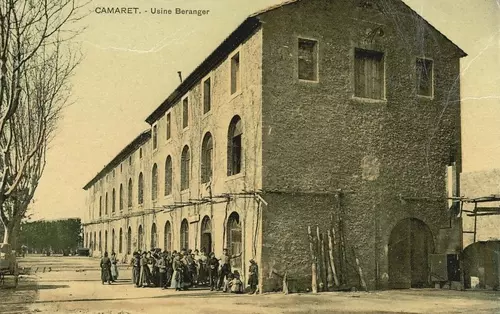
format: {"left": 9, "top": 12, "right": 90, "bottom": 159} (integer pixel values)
{"left": 82, "top": 0, "right": 466, "bottom": 291}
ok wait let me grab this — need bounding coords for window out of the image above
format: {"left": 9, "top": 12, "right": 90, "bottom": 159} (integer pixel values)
{"left": 119, "top": 228, "right": 123, "bottom": 254}
{"left": 127, "top": 178, "right": 133, "bottom": 208}
{"left": 182, "top": 97, "right": 189, "bottom": 129}
{"left": 127, "top": 227, "right": 132, "bottom": 254}
{"left": 104, "top": 230, "right": 108, "bottom": 252}
{"left": 166, "top": 113, "right": 171, "bottom": 140}
{"left": 354, "top": 48, "right": 385, "bottom": 99}
{"left": 138, "top": 172, "right": 144, "bottom": 204}
{"left": 231, "top": 52, "right": 240, "bottom": 94}
{"left": 201, "top": 132, "right": 213, "bottom": 183}
{"left": 105, "top": 192, "right": 108, "bottom": 214}
{"left": 111, "top": 229, "right": 115, "bottom": 253}
{"left": 181, "top": 145, "right": 190, "bottom": 190}
{"left": 138, "top": 225, "right": 144, "bottom": 250}
{"left": 112, "top": 189, "right": 116, "bottom": 213}
{"left": 151, "top": 164, "right": 158, "bottom": 201}
{"left": 99, "top": 196, "right": 102, "bottom": 217}
{"left": 129, "top": 156, "right": 132, "bottom": 166}
{"left": 94, "top": 232, "right": 96, "bottom": 251}
{"left": 227, "top": 116, "right": 242, "bottom": 176}
{"left": 203, "top": 78, "right": 211, "bottom": 113}
{"left": 164, "top": 221, "right": 172, "bottom": 252}
{"left": 139, "top": 148, "right": 143, "bottom": 159}
{"left": 152, "top": 124, "right": 158, "bottom": 150}
{"left": 119, "top": 184, "right": 123, "bottom": 211}
{"left": 180, "top": 219, "right": 189, "bottom": 250}
{"left": 120, "top": 164, "right": 123, "bottom": 173}
{"left": 151, "top": 223, "right": 157, "bottom": 249}
{"left": 99, "top": 231, "right": 102, "bottom": 251}
{"left": 227, "top": 212, "right": 242, "bottom": 269}
{"left": 164, "top": 156, "right": 172, "bottom": 196}
{"left": 298, "top": 38, "right": 318, "bottom": 81}
{"left": 416, "top": 58, "right": 433, "bottom": 97}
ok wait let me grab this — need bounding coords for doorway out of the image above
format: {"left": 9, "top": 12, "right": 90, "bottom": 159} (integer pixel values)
{"left": 388, "top": 218, "right": 434, "bottom": 288}
{"left": 201, "top": 216, "right": 212, "bottom": 254}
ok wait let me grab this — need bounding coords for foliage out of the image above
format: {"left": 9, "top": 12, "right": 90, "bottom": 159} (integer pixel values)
{"left": 18, "top": 218, "right": 82, "bottom": 252}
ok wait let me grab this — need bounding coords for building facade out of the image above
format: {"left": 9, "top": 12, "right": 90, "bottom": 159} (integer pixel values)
{"left": 82, "top": 0, "right": 466, "bottom": 291}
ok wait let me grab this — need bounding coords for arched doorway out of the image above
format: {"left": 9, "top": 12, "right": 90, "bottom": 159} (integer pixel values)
{"left": 127, "top": 227, "right": 132, "bottom": 254}
{"left": 226, "top": 212, "right": 242, "bottom": 269}
{"left": 138, "top": 225, "right": 144, "bottom": 250}
{"left": 151, "top": 223, "right": 157, "bottom": 249}
{"left": 164, "top": 221, "right": 172, "bottom": 252}
{"left": 388, "top": 218, "right": 434, "bottom": 289}
{"left": 200, "top": 216, "right": 212, "bottom": 254}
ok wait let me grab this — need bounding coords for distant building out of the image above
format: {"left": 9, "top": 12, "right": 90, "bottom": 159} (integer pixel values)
{"left": 82, "top": 0, "right": 466, "bottom": 291}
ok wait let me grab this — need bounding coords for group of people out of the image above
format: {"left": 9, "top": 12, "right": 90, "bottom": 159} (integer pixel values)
{"left": 100, "top": 248, "right": 259, "bottom": 294}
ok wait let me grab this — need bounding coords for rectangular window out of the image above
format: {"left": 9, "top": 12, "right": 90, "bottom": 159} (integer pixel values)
{"left": 203, "top": 78, "right": 211, "bottom": 113}
{"left": 416, "top": 58, "right": 433, "bottom": 97}
{"left": 182, "top": 98, "right": 189, "bottom": 129}
{"left": 354, "top": 48, "right": 385, "bottom": 99}
{"left": 298, "top": 38, "right": 318, "bottom": 81}
{"left": 152, "top": 125, "right": 158, "bottom": 150}
{"left": 166, "top": 113, "right": 171, "bottom": 140}
{"left": 230, "top": 52, "right": 240, "bottom": 94}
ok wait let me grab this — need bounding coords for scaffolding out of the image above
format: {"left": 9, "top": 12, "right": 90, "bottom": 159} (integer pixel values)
{"left": 460, "top": 194, "right": 500, "bottom": 243}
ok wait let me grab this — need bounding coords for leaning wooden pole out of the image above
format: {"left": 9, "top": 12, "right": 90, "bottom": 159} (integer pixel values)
{"left": 328, "top": 229, "right": 340, "bottom": 287}
{"left": 307, "top": 226, "right": 318, "bottom": 293}
{"left": 320, "top": 234, "right": 329, "bottom": 290}
{"left": 316, "top": 226, "right": 324, "bottom": 291}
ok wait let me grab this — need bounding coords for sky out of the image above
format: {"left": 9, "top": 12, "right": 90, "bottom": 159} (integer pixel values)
{"left": 28, "top": 0, "right": 500, "bottom": 220}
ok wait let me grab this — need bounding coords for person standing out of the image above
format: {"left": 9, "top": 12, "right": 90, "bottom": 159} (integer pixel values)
{"left": 218, "top": 248, "right": 241, "bottom": 291}
{"left": 165, "top": 251, "right": 173, "bottom": 288}
{"left": 110, "top": 252, "right": 119, "bottom": 282}
{"left": 157, "top": 252, "right": 167, "bottom": 289}
{"left": 207, "top": 252, "right": 219, "bottom": 291}
{"left": 248, "top": 259, "right": 259, "bottom": 294}
{"left": 100, "top": 252, "right": 112, "bottom": 285}
{"left": 133, "top": 252, "right": 141, "bottom": 287}
{"left": 139, "top": 252, "right": 150, "bottom": 287}
{"left": 170, "top": 253, "right": 183, "bottom": 291}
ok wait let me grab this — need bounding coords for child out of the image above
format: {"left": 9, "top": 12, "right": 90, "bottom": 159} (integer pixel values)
{"left": 230, "top": 271, "right": 244, "bottom": 294}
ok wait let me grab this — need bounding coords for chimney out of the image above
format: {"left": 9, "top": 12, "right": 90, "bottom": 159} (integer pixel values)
{"left": 177, "top": 71, "right": 183, "bottom": 83}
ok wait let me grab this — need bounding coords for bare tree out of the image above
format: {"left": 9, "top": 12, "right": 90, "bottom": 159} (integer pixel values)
{"left": 0, "top": 0, "right": 86, "bottom": 245}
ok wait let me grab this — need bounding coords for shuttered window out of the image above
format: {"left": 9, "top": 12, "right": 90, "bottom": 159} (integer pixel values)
{"left": 354, "top": 48, "right": 384, "bottom": 99}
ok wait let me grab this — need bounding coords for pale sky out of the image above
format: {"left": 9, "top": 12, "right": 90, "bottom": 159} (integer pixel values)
{"left": 29, "top": 0, "right": 500, "bottom": 220}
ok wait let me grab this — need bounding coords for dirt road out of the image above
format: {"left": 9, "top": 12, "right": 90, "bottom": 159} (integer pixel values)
{"left": 0, "top": 255, "right": 499, "bottom": 313}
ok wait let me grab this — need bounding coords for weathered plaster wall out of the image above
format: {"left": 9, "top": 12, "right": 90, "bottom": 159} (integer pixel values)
{"left": 259, "top": 0, "right": 462, "bottom": 291}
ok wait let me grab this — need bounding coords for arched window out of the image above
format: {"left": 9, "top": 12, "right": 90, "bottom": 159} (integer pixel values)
{"left": 119, "top": 228, "right": 123, "bottom": 254}
{"left": 128, "top": 178, "right": 133, "bottom": 208}
{"left": 119, "top": 184, "right": 124, "bottom": 211}
{"left": 99, "top": 231, "right": 102, "bottom": 251}
{"left": 164, "top": 221, "right": 172, "bottom": 252}
{"left": 201, "top": 216, "right": 212, "bottom": 254}
{"left": 127, "top": 227, "right": 132, "bottom": 254}
{"left": 105, "top": 192, "right": 109, "bottom": 214}
{"left": 112, "top": 188, "right": 116, "bottom": 213}
{"left": 138, "top": 225, "right": 144, "bottom": 250}
{"left": 138, "top": 172, "right": 144, "bottom": 204}
{"left": 227, "top": 212, "right": 242, "bottom": 269}
{"left": 151, "top": 223, "right": 157, "bottom": 249}
{"left": 227, "top": 116, "right": 243, "bottom": 176}
{"left": 99, "top": 196, "right": 102, "bottom": 217}
{"left": 151, "top": 164, "right": 158, "bottom": 201}
{"left": 105, "top": 230, "right": 108, "bottom": 252}
{"left": 111, "top": 229, "right": 115, "bottom": 253}
{"left": 180, "top": 219, "right": 189, "bottom": 250}
{"left": 94, "top": 232, "right": 97, "bottom": 251}
{"left": 181, "top": 146, "right": 190, "bottom": 190}
{"left": 164, "top": 156, "right": 172, "bottom": 196}
{"left": 201, "top": 133, "right": 213, "bottom": 183}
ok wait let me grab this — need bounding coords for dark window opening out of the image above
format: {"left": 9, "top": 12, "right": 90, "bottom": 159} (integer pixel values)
{"left": 203, "top": 78, "right": 211, "bottom": 113}
{"left": 201, "top": 133, "right": 213, "bottom": 183}
{"left": 227, "top": 116, "right": 242, "bottom": 176}
{"left": 416, "top": 58, "right": 433, "bottom": 97}
{"left": 354, "top": 48, "right": 385, "bottom": 99}
{"left": 298, "top": 38, "right": 318, "bottom": 81}
{"left": 182, "top": 98, "right": 189, "bottom": 129}
{"left": 231, "top": 53, "right": 240, "bottom": 94}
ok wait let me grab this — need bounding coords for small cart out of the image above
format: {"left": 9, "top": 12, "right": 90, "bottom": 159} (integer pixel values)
{"left": 0, "top": 243, "right": 19, "bottom": 288}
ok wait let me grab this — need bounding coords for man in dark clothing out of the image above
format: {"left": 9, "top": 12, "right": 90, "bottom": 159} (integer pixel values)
{"left": 207, "top": 252, "right": 219, "bottom": 291}
{"left": 157, "top": 252, "right": 167, "bottom": 289}
{"left": 133, "top": 252, "right": 141, "bottom": 287}
{"left": 217, "top": 248, "right": 241, "bottom": 291}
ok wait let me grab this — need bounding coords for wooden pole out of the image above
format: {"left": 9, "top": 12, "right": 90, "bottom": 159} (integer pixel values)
{"left": 355, "top": 257, "right": 367, "bottom": 291}
{"left": 321, "top": 234, "right": 329, "bottom": 290}
{"left": 328, "top": 229, "right": 340, "bottom": 287}
{"left": 283, "top": 271, "right": 289, "bottom": 295}
{"left": 316, "top": 226, "right": 324, "bottom": 291}
{"left": 307, "top": 226, "right": 317, "bottom": 293}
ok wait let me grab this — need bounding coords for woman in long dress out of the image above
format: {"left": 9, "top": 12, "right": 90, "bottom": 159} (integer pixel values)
{"left": 170, "top": 254, "right": 183, "bottom": 291}
{"left": 110, "top": 252, "right": 119, "bottom": 281}
{"left": 139, "top": 251, "right": 150, "bottom": 287}
{"left": 100, "top": 252, "right": 112, "bottom": 285}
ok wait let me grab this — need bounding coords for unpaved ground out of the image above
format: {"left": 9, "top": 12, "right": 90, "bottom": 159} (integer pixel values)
{"left": 0, "top": 255, "right": 499, "bottom": 313}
